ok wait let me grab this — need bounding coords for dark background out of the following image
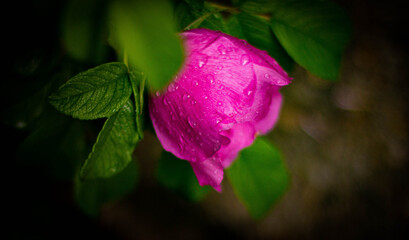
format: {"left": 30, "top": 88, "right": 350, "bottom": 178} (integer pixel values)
{"left": 3, "top": 0, "right": 409, "bottom": 239}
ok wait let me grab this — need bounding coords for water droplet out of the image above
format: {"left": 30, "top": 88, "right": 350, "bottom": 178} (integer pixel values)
{"left": 203, "top": 95, "right": 208, "bottom": 100}
{"left": 188, "top": 117, "right": 197, "bottom": 128}
{"left": 264, "top": 73, "right": 270, "bottom": 79}
{"left": 191, "top": 100, "right": 197, "bottom": 105}
{"left": 163, "top": 98, "right": 169, "bottom": 106}
{"left": 167, "top": 83, "right": 177, "bottom": 92}
{"left": 197, "top": 54, "right": 208, "bottom": 68}
{"left": 183, "top": 94, "right": 191, "bottom": 101}
{"left": 218, "top": 44, "right": 227, "bottom": 54}
{"left": 219, "top": 85, "right": 225, "bottom": 90}
{"left": 217, "top": 101, "right": 222, "bottom": 106}
{"left": 244, "top": 89, "right": 253, "bottom": 96}
{"left": 207, "top": 75, "right": 215, "bottom": 84}
{"left": 155, "top": 91, "right": 160, "bottom": 97}
{"left": 240, "top": 54, "right": 250, "bottom": 65}
{"left": 194, "top": 81, "right": 199, "bottom": 86}
{"left": 217, "top": 65, "right": 223, "bottom": 70}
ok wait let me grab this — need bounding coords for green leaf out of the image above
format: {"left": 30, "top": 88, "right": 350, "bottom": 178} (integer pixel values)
{"left": 61, "top": 0, "right": 109, "bottom": 64}
{"left": 227, "top": 137, "right": 289, "bottom": 219}
{"left": 232, "top": 0, "right": 282, "bottom": 14}
{"left": 227, "top": 13, "right": 294, "bottom": 72}
{"left": 156, "top": 151, "right": 210, "bottom": 201}
{"left": 18, "top": 109, "right": 87, "bottom": 180}
{"left": 75, "top": 160, "right": 138, "bottom": 217}
{"left": 270, "top": 0, "right": 352, "bottom": 80}
{"left": 49, "top": 62, "right": 131, "bottom": 120}
{"left": 80, "top": 100, "right": 140, "bottom": 179}
{"left": 174, "top": 1, "right": 228, "bottom": 32}
{"left": 109, "top": 0, "right": 184, "bottom": 91}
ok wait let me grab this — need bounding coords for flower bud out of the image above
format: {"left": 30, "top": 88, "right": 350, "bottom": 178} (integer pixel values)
{"left": 149, "top": 28, "right": 291, "bottom": 191}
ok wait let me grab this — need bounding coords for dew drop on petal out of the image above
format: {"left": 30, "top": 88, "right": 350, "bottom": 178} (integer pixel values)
{"left": 188, "top": 116, "right": 197, "bottom": 128}
{"left": 218, "top": 44, "right": 227, "bottom": 54}
{"left": 240, "top": 54, "right": 250, "bottom": 65}
{"left": 167, "top": 82, "right": 178, "bottom": 93}
{"left": 163, "top": 97, "right": 169, "bottom": 106}
{"left": 217, "top": 101, "right": 222, "bottom": 106}
{"left": 183, "top": 94, "right": 191, "bottom": 101}
{"left": 243, "top": 89, "right": 253, "bottom": 96}
{"left": 264, "top": 73, "right": 270, "bottom": 79}
{"left": 206, "top": 75, "right": 215, "bottom": 84}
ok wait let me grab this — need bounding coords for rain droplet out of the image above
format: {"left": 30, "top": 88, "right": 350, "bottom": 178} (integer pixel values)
{"left": 188, "top": 117, "right": 197, "bottom": 128}
{"left": 155, "top": 91, "right": 161, "bottom": 97}
{"left": 191, "top": 100, "right": 197, "bottom": 105}
{"left": 218, "top": 44, "right": 227, "bottom": 54}
{"left": 244, "top": 89, "right": 253, "bottom": 96}
{"left": 183, "top": 94, "right": 191, "bottom": 101}
{"left": 240, "top": 54, "right": 250, "bottom": 65}
{"left": 203, "top": 95, "right": 208, "bottom": 100}
{"left": 194, "top": 81, "right": 199, "bottom": 86}
{"left": 198, "top": 55, "right": 208, "bottom": 68}
{"left": 217, "top": 65, "right": 223, "bottom": 70}
{"left": 264, "top": 73, "right": 270, "bottom": 79}
{"left": 167, "top": 83, "right": 177, "bottom": 92}
{"left": 217, "top": 101, "right": 222, "bottom": 106}
{"left": 207, "top": 75, "right": 215, "bottom": 84}
{"left": 163, "top": 98, "right": 169, "bottom": 106}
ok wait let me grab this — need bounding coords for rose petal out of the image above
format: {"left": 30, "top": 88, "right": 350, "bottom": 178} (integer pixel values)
{"left": 254, "top": 88, "right": 283, "bottom": 134}
{"left": 190, "top": 157, "right": 224, "bottom": 191}
{"left": 218, "top": 123, "right": 256, "bottom": 168}
{"left": 149, "top": 88, "right": 222, "bottom": 162}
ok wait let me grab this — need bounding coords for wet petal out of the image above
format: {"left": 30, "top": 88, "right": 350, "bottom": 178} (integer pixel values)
{"left": 190, "top": 157, "right": 223, "bottom": 191}
{"left": 149, "top": 88, "right": 222, "bottom": 162}
{"left": 254, "top": 89, "right": 283, "bottom": 134}
{"left": 218, "top": 123, "right": 256, "bottom": 168}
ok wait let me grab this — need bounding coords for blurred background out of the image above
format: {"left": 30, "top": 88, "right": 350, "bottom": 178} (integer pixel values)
{"left": 3, "top": 0, "right": 409, "bottom": 239}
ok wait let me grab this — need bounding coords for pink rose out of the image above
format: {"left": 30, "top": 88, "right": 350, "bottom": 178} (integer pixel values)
{"left": 149, "top": 28, "right": 291, "bottom": 191}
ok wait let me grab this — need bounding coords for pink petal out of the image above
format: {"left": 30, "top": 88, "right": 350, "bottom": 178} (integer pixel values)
{"left": 218, "top": 123, "right": 256, "bottom": 168}
{"left": 149, "top": 89, "right": 223, "bottom": 162}
{"left": 254, "top": 89, "right": 283, "bottom": 134}
{"left": 190, "top": 157, "right": 224, "bottom": 192}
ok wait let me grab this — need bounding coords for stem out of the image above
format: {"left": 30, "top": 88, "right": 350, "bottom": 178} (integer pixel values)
{"left": 183, "top": 11, "right": 215, "bottom": 31}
